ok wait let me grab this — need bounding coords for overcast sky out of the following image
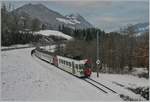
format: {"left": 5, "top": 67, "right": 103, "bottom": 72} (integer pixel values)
{"left": 4, "top": 0, "right": 149, "bottom": 32}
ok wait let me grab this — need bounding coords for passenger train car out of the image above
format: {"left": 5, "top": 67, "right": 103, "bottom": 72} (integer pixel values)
{"left": 32, "top": 48, "right": 92, "bottom": 77}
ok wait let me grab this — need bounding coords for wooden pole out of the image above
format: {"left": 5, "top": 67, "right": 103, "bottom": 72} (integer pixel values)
{"left": 96, "top": 31, "right": 99, "bottom": 77}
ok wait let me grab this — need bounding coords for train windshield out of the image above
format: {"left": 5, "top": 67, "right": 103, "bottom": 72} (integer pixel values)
{"left": 84, "top": 63, "right": 91, "bottom": 68}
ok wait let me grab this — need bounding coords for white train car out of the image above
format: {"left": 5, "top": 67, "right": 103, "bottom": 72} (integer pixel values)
{"left": 33, "top": 48, "right": 92, "bottom": 77}
{"left": 57, "top": 55, "right": 89, "bottom": 77}
{"left": 34, "top": 50, "right": 54, "bottom": 63}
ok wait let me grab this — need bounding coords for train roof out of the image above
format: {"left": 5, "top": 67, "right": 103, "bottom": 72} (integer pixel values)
{"left": 57, "top": 55, "right": 87, "bottom": 63}
{"left": 36, "top": 47, "right": 55, "bottom": 55}
{"left": 35, "top": 47, "right": 86, "bottom": 61}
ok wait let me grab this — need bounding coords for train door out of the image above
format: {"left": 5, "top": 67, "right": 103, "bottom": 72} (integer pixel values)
{"left": 53, "top": 56, "right": 58, "bottom": 66}
{"left": 72, "top": 62, "right": 75, "bottom": 74}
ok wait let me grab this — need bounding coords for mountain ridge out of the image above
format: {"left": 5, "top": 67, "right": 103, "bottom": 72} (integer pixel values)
{"left": 12, "top": 3, "right": 93, "bottom": 30}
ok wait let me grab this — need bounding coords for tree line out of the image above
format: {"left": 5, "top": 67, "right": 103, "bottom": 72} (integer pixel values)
{"left": 59, "top": 25, "right": 149, "bottom": 74}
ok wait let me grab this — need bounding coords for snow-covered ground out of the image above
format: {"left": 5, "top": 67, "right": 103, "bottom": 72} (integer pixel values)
{"left": 34, "top": 30, "right": 73, "bottom": 40}
{"left": 91, "top": 73, "right": 148, "bottom": 100}
{"left": 1, "top": 48, "right": 149, "bottom": 101}
{"left": 131, "top": 68, "right": 148, "bottom": 76}
{"left": 1, "top": 48, "right": 122, "bottom": 101}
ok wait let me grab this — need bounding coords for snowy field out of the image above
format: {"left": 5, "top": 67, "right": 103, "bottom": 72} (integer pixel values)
{"left": 1, "top": 48, "right": 149, "bottom": 101}
{"left": 91, "top": 73, "right": 148, "bottom": 101}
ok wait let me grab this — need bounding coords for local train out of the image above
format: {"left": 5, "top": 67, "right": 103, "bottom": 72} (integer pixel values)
{"left": 32, "top": 48, "right": 92, "bottom": 77}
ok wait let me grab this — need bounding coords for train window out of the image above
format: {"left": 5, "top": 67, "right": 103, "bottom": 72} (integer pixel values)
{"left": 70, "top": 62, "right": 71, "bottom": 67}
{"left": 79, "top": 64, "right": 82, "bottom": 69}
{"left": 67, "top": 62, "right": 70, "bottom": 66}
{"left": 75, "top": 64, "right": 77, "bottom": 69}
{"left": 69, "top": 62, "right": 71, "bottom": 67}
{"left": 64, "top": 61, "right": 66, "bottom": 65}
{"left": 76, "top": 64, "right": 79, "bottom": 69}
{"left": 77, "top": 64, "right": 80, "bottom": 71}
{"left": 79, "top": 64, "right": 81, "bottom": 69}
{"left": 65, "top": 61, "right": 67, "bottom": 65}
{"left": 68, "top": 62, "right": 69, "bottom": 66}
{"left": 59, "top": 59, "right": 61, "bottom": 63}
{"left": 84, "top": 63, "right": 91, "bottom": 68}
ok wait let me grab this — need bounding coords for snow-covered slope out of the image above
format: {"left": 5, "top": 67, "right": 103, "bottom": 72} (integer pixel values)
{"left": 1, "top": 48, "right": 122, "bottom": 101}
{"left": 56, "top": 14, "right": 81, "bottom": 25}
{"left": 34, "top": 30, "right": 73, "bottom": 40}
{"left": 65, "top": 13, "right": 93, "bottom": 29}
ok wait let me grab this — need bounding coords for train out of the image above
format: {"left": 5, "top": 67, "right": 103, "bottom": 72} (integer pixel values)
{"left": 31, "top": 47, "right": 92, "bottom": 77}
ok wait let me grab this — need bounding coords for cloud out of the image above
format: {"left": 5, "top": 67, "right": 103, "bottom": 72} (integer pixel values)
{"left": 90, "top": 14, "right": 148, "bottom": 32}
{"left": 55, "top": 1, "right": 112, "bottom": 9}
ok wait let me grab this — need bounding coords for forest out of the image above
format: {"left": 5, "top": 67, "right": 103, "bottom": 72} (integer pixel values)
{"left": 58, "top": 26, "right": 149, "bottom": 75}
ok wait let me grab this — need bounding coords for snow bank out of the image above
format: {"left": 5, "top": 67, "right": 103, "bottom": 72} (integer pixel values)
{"left": 34, "top": 30, "right": 73, "bottom": 40}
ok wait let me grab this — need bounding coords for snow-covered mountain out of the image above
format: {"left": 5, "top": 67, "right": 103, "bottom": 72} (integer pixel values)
{"left": 65, "top": 13, "right": 93, "bottom": 29}
{"left": 118, "top": 22, "right": 149, "bottom": 36}
{"left": 133, "top": 22, "right": 149, "bottom": 36}
{"left": 12, "top": 3, "right": 93, "bottom": 30}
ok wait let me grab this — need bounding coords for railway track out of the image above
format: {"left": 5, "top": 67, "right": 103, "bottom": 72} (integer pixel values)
{"left": 83, "top": 78, "right": 117, "bottom": 94}
{"left": 83, "top": 78, "right": 107, "bottom": 93}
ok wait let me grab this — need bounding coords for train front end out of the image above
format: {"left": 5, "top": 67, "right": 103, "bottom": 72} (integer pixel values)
{"left": 84, "top": 59, "right": 92, "bottom": 77}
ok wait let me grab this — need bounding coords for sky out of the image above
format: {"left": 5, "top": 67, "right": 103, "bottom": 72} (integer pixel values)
{"left": 3, "top": 0, "right": 149, "bottom": 32}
